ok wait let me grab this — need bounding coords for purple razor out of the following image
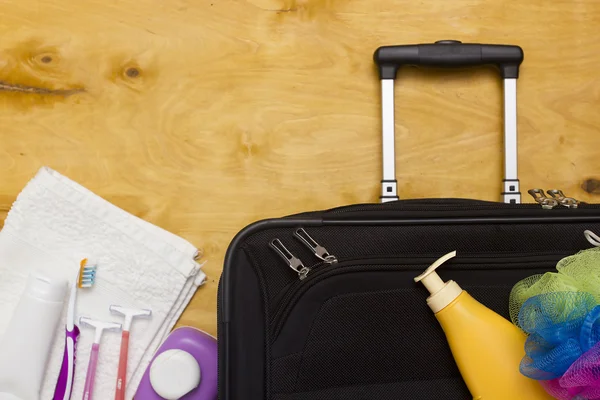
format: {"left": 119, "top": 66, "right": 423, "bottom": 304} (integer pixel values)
{"left": 53, "top": 259, "right": 97, "bottom": 400}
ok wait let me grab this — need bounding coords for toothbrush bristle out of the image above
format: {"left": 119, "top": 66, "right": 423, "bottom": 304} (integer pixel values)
{"left": 78, "top": 259, "right": 97, "bottom": 288}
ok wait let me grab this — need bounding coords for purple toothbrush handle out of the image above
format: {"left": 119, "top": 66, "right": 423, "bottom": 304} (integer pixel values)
{"left": 83, "top": 343, "right": 100, "bottom": 400}
{"left": 53, "top": 325, "right": 80, "bottom": 400}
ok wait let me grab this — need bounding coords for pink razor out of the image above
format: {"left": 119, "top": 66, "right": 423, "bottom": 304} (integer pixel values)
{"left": 79, "top": 317, "right": 121, "bottom": 400}
{"left": 109, "top": 306, "right": 152, "bottom": 400}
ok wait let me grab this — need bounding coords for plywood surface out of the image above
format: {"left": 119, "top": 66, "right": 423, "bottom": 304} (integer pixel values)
{"left": 0, "top": 0, "right": 599, "bottom": 336}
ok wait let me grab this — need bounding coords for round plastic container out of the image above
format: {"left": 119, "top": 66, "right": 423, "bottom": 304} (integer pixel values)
{"left": 135, "top": 326, "right": 217, "bottom": 400}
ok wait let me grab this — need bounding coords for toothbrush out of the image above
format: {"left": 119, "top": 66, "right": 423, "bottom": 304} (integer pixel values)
{"left": 80, "top": 317, "right": 122, "bottom": 400}
{"left": 53, "top": 259, "right": 97, "bottom": 400}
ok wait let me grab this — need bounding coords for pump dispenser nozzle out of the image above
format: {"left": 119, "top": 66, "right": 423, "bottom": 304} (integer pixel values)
{"left": 415, "top": 251, "right": 463, "bottom": 313}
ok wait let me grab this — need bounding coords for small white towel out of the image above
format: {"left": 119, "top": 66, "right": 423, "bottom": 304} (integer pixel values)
{"left": 0, "top": 167, "right": 206, "bottom": 400}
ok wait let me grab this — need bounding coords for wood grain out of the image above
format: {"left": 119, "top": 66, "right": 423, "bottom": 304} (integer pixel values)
{"left": 0, "top": 0, "right": 599, "bottom": 336}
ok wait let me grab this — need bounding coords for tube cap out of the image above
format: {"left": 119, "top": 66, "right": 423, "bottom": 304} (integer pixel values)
{"left": 414, "top": 251, "right": 463, "bottom": 313}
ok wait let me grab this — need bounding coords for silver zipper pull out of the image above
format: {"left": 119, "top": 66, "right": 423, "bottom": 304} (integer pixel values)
{"left": 528, "top": 189, "right": 559, "bottom": 209}
{"left": 270, "top": 239, "right": 311, "bottom": 280}
{"left": 294, "top": 228, "right": 338, "bottom": 264}
{"left": 547, "top": 189, "right": 579, "bottom": 209}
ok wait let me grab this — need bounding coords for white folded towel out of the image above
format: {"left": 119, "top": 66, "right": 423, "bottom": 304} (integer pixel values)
{"left": 0, "top": 167, "right": 206, "bottom": 399}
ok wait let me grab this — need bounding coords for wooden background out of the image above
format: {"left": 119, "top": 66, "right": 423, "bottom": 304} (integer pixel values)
{"left": 0, "top": 0, "right": 599, "bottom": 336}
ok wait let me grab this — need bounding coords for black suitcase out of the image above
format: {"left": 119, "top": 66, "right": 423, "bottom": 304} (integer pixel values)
{"left": 218, "top": 41, "right": 600, "bottom": 400}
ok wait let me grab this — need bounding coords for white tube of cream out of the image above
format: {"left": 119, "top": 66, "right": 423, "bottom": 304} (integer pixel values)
{"left": 0, "top": 273, "right": 67, "bottom": 400}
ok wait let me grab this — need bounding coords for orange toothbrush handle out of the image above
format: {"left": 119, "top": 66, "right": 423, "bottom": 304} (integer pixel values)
{"left": 115, "top": 331, "right": 130, "bottom": 400}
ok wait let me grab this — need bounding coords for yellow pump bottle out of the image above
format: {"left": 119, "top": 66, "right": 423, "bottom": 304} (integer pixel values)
{"left": 414, "top": 251, "right": 553, "bottom": 400}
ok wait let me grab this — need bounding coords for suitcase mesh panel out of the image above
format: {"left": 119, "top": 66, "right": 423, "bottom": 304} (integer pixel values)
{"left": 272, "top": 286, "right": 510, "bottom": 398}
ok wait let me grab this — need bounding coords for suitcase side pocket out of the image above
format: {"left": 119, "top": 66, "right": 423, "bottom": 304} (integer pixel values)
{"left": 269, "top": 256, "right": 561, "bottom": 398}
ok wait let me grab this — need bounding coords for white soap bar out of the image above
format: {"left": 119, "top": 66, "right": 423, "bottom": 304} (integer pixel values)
{"left": 150, "top": 349, "right": 201, "bottom": 400}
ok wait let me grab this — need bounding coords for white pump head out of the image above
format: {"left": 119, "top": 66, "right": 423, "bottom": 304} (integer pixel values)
{"left": 110, "top": 305, "right": 152, "bottom": 332}
{"left": 414, "top": 251, "right": 463, "bottom": 313}
{"left": 79, "top": 317, "right": 122, "bottom": 344}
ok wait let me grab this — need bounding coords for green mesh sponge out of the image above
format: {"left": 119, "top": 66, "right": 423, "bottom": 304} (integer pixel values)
{"left": 557, "top": 248, "right": 600, "bottom": 302}
{"left": 509, "top": 272, "right": 580, "bottom": 327}
{"left": 509, "top": 246, "right": 600, "bottom": 328}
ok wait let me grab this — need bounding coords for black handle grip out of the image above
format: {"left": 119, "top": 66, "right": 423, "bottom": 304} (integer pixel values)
{"left": 374, "top": 40, "right": 524, "bottom": 80}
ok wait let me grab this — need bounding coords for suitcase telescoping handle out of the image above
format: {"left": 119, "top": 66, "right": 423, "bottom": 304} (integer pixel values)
{"left": 373, "top": 40, "right": 524, "bottom": 204}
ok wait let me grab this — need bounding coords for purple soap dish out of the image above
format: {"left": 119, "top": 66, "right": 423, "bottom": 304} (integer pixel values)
{"left": 135, "top": 326, "right": 218, "bottom": 400}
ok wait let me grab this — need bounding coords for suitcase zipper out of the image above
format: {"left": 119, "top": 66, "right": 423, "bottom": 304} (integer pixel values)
{"left": 270, "top": 238, "right": 312, "bottom": 280}
{"left": 270, "top": 253, "right": 570, "bottom": 339}
{"left": 528, "top": 189, "right": 559, "bottom": 209}
{"left": 528, "top": 189, "right": 582, "bottom": 209}
{"left": 294, "top": 228, "right": 338, "bottom": 264}
{"left": 270, "top": 230, "right": 338, "bottom": 282}
{"left": 547, "top": 189, "right": 580, "bottom": 209}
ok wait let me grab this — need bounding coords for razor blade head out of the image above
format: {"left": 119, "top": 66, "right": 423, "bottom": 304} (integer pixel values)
{"left": 110, "top": 305, "right": 152, "bottom": 331}
{"left": 79, "top": 316, "right": 122, "bottom": 332}
{"left": 109, "top": 305, "right": 152, "bottom": 318}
